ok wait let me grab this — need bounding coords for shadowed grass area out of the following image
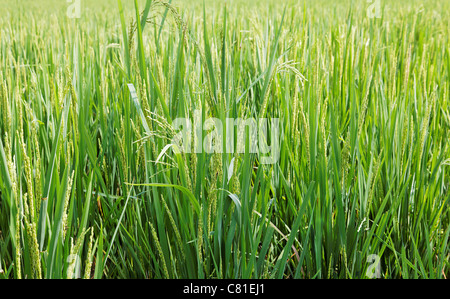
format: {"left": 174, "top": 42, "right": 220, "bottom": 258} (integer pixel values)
{"left": 0, "top": 0, "right": 449, "bottom": 279}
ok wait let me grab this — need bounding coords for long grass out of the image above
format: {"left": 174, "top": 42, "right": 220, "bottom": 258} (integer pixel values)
{"left": 0, "top": 0, "right": 449, "bottom": 279}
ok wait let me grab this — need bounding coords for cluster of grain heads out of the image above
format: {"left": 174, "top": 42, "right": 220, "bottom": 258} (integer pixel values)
{"left": 0, "top": 18, "right": 103, "bottom": 278}
{"left": 149, "top": 221, "right": 170, "bottom": 279}
{"left": 2, "top": 132, "right": 21, "bottom": 279}
{"left": 20, "top": 139, "right": 42, "bottom": 279}
{"left": 66, "top": 227, "right": 94, "bottom": 279}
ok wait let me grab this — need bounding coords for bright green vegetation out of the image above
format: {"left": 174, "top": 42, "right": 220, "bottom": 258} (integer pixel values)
{"left": 0, "top": 0, "right": 449, "bottom": 279}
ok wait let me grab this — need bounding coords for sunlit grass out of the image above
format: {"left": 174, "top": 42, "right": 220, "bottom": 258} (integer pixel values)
{"left": 0, "top": 0, "right": 449, "bottom": 279}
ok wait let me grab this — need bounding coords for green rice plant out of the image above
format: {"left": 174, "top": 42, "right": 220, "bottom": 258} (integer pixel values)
{"left": 0, "top": 0, "right": 448, "bottom": 279}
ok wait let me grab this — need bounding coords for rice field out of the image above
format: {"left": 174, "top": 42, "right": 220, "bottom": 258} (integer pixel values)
{"left": 0, "top": 0, "right": 449, "bottom": 279}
